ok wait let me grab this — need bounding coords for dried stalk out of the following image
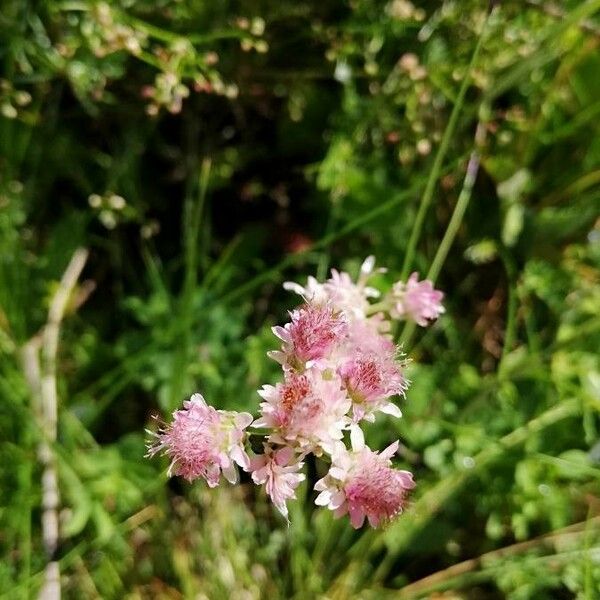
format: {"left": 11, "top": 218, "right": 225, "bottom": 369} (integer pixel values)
{"left": 398, "top": 515, "right": 600, "bottom": 598}
{"left": 21, "top": 248, "right": 89, "bottom": 600}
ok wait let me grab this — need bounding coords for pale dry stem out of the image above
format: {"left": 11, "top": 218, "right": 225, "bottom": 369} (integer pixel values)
{"left": 20, "top": 248, "right": 89, "bottom": 600}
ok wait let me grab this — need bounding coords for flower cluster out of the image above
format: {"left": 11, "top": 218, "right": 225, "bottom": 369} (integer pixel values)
{"left": 148, "top": 258, "right": 444, "bottom": 527}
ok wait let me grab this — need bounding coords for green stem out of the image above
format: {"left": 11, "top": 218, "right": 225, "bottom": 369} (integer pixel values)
{"left": 246, "top": 429, "right": 270, "bottom": 437}
{"left": 427, "top": 127, "right": 484, "bottom": 284}
{"left": 399, "top": 122, "right": 486, "bottom": 349}
{"left": 365, "top": 301, "right": 391, "bottom": 316}
{"left": 400, "top": 13, "right": 492, "bottom": 280}
{"left": 519, "top": 286, "right": 540, "bottom": 355}
{"left": 121, "top": 13, "right": 248, "bottom": 45}
{"left": 169, "top": 159, "right": 211, "bottom": 409}
{"left": 184, "top": 159, "right": 211, "bottom": 297}
{"left": 499, "top": 249, "right": 519, "bottom": 375}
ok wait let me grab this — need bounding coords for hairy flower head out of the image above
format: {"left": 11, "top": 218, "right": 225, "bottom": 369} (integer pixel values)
{"left": 314, "top": 427, "right": 415, "bottom": 528}
{"left": 269, "top": 303, "right": 348, "bottom": 370}
{"left": 147, "top": 394, "right": 252, "bottom": 487}
{"left": 389, "top": 272, "right": 445, "bottom": 327}
{"left": 335, "top": 320, "right": 408, "bottom": 421}
{"left": 254, "top": 368, "right": 350, "bottom": 455}
{"left": 284, "top": 256, "right": 385, "bottom": 322}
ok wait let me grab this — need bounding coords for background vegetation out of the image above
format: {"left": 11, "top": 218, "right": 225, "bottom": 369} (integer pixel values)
{"left": 1, "top": 0, "right": 600, "bottom": 598}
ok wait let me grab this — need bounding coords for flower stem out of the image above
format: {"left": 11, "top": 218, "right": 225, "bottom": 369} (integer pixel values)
{"left": 399, "top": 119, "right": 487, "bottom": 350}
{"left": 427, "top": 121, "right": 486, "bottom": 284}
{"left": 400, "top": 13, "right": 492, "bottom": 281}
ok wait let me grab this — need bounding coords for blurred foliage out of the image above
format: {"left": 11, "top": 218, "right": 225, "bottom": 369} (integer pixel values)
{"left": 1, "top": 0, "right": 600, "bottom": 598}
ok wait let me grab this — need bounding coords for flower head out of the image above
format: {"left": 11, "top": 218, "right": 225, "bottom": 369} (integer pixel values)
{"left": 285, "top": 256, "right": 385, "bottom": 322}
{"left": 314, "top": 427, "right": 415, "bottom": 528}
{"left": 335, "top": 320, "right": 408, "bottom": 421}
{"left": 254, "top": 368, "right": 350, "bottom": 455}
{"left": 337, "top": 351, "right": 407, "bottom": 421}
{"left": 269, "top": 303, "right": 348, "bottom": 370}
{"left": 250, "top": 445, "right": 306, "bottom": 520}
{"left": 283, "top": 275, "right": 329, "bottom": 305}
{"left": 389, "top": 272, "right": 445, "bottom": 327}
{"left": 147, "top": 394, "right": 252, "bottom": 487}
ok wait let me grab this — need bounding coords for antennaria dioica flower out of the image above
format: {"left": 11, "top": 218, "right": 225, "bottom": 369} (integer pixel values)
{"left": 148, "top": 257, "right": 444, "bottom": 527}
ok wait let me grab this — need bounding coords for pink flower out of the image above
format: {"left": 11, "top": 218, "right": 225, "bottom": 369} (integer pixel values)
{"left": 268, "top": 303, "right": 348, "bottom": 370}
{"left": 283, "top": 275, "right": 329, "bottom": 305}
{"left": 337, "top": 351, "right": 407, "bottom": 422}
{"left": 389, "top": 272, "right": 445, "bottom": 327}
{"left": 324, "top": 259, "right": 382, "bottom": 319}
{"left": 147, "top": 394, "right": 253, "bottom": 487}
{"left": 254, "top": 368, "right": 350, "bottom": 455}
{"left": 336, "top": 321, "right": 408, "bottom": 421}
{"left": 285, "top": 256, "right": 385, "bottom": 321}
{"left": 250, "top": 445, "right": 306, "bottom": 520}
{"left": 314, "top": 427, "right": 415, "bottom": 528}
